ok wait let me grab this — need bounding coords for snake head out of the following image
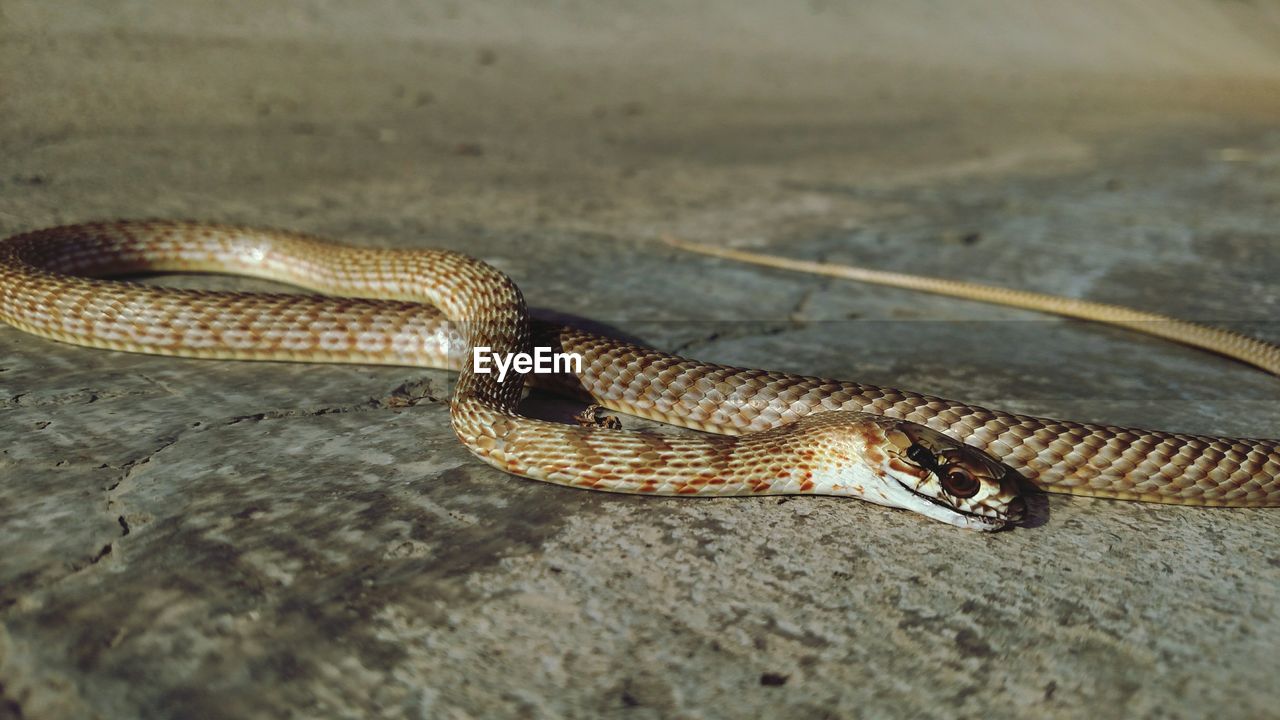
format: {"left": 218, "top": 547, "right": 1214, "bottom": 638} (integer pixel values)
{"left": 874, "top": 419, "right": 1025, "bottom": 530}
{"left": 787, "top": 412, "right": 1024, "bottom": 530}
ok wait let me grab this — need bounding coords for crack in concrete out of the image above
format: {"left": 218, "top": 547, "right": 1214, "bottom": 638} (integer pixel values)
{"left": 669, "top": 322, "right": 803, "bottom": 356}
{"left": 226, "top": 376, "right": 445, "bottom": 424}
{"left": 789, "top": 281, "right": 821, "bottom": 322}
{"left": 105, "top": 435, "right": 184, "bottom": 494}
{"left": 17, "top": 374, "right": 451, "bottom": 599}
{"left": 136, "top": 373, "right": 176, "bottom": 396}
{"left": 669, "top": 246, "right": 829, "bottom": 357}
{"left": 5, "top": 385, "right": 163, "bottom": 408}
{"left": 785, "top": 247, "right": 834, "bottom": 322}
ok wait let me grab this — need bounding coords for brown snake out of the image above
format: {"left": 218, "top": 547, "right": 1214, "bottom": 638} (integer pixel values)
{"left": 2, "top": 221, "right": 1277, "bottom": 530}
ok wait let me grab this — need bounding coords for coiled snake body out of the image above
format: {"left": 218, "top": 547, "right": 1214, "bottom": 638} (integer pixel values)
{"left": 2, "top": 221, "right": 1277, "bottom": 529}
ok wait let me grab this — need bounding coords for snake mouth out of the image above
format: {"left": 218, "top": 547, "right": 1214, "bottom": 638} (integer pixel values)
{"left": 894, "top": 478, "right": 1019, "bottom": 529}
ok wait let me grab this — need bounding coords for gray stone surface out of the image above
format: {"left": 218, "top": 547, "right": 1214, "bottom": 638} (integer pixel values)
{"left": 2, "top": 3, "right": 1279, "bottom": 718}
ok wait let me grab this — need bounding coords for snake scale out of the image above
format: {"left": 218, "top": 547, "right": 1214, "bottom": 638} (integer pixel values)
{"left": 2, "top": 221, "right": 1277, "bottom": 530}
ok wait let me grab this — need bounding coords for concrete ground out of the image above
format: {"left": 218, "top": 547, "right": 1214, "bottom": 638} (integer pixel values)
{"left": 2, "top": 2, "right": 1279, "bottom": 718}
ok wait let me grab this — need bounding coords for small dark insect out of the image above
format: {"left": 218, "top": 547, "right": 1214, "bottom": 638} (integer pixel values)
{"left": 907, "top": 443, "right": 936, "bottom": 469}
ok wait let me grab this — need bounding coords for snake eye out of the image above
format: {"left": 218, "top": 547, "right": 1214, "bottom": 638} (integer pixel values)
{"left": 906, "top": 444, "right": 936, "bottom": 468}
{"left": 941, "top": 469, "right": 980, "bottom": 498}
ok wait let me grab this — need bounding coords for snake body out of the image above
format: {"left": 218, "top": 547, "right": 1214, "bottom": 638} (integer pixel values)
{"left": 3, "top": 221, "right": 1277, "bottom": 528}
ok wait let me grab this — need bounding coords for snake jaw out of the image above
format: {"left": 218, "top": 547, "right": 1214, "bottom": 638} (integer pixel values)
{"left": 891, "top": 476, "right": 1022, "bottom": 530}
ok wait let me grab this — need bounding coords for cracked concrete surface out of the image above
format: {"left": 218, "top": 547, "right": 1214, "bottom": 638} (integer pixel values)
{"left": 3, "top": 2, "right": 1280, "bottom": 719}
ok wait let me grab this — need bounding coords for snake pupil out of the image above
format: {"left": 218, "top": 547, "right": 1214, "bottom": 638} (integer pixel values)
{"left": 943, "top": 470, "right": 980, "bottom": 498}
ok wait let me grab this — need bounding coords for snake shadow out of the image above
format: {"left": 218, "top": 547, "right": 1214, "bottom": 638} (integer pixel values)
{"left": 519, "top": 308, "right": 652, "bottom": 425}
{"left": 1010, "top": 471, "right": 1051, "bottom": 529}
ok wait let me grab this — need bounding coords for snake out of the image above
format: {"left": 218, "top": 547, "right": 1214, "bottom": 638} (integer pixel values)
{"left": 2, "top": 221, "right": 1277, "bottom": 531}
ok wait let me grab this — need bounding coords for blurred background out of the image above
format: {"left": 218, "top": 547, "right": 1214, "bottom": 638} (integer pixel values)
{"left": 5, "top": 1, "right": 1279, "bottom": 241}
